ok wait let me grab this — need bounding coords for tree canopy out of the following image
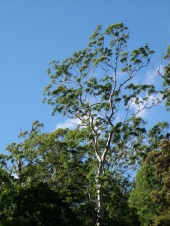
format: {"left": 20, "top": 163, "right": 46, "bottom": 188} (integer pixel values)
{"left": 130, "top": 139, "right": 170, "bottom": 226}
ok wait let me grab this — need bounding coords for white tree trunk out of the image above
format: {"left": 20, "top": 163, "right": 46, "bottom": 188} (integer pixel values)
{"left": 96, "top": 162, "right": 104, "bottom": 226}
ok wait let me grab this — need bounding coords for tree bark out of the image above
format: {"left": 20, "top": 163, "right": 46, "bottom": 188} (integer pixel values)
{"left": 96, "top": 162, "right": 104, "bottom": 226}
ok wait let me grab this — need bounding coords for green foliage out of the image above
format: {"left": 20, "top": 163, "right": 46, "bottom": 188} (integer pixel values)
{"left": 160, "top": 45, "right": 170, "bottom": 110}
{"left": 0, "top": 182, "right": 80, "bottom": 226}
{"left": 130, "top": 162, "right": 158, "bottom": 225}
{"left": 130, "top": 139, "right": 170, "bottom": 226}
{"left": 13, "top": 182, "right": 79, "bottom": 226}
{"left": 146, "top": 140, "right": 170, "bottom": 225}
{"left": 43, "top": 24, "right": 158, "bottom": 179}
{"left": 1, "top": 123, "right": 97, "bottom": 225}
{"left": 0, "top": 121, "right": 141, "bottom": 225}
{"left": 148, "top": 122, "right": 170, "bottom": 149}
{"left": 102, "top": 172, "right": 139, "bottom": 226}
{"left": 43, "top": 23, "right": 156, "bottom": 123}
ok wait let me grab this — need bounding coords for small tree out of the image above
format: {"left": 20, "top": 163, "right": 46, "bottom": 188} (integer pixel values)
{"left": 43, "top": 23, "right": 159, "bottom": 225}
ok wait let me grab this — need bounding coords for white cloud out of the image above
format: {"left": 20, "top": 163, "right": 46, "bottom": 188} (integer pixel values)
{"left": 55, "top": 118, "right": 81, "bottom": 130}
{"left": 130, "top": 99, "right": 148, "bottom": 118}
{"left": 144, "top": 64, "right": 164, "bottom": 86}
{"left": 129, "top": 92, "right": 163, "bottom": 119}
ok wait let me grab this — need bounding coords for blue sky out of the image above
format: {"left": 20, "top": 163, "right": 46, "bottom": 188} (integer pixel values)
{"left": 0, "top": 0, "right": 170, "bottom": 154}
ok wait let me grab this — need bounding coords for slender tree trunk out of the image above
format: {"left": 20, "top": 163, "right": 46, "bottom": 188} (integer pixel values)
{"left": 96, "top": 162, "right": 104, "bottom": 226}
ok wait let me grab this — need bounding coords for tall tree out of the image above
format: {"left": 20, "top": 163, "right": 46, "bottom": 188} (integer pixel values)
{"left": 43, "top": 23, "right": 159, "bottom": 225}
